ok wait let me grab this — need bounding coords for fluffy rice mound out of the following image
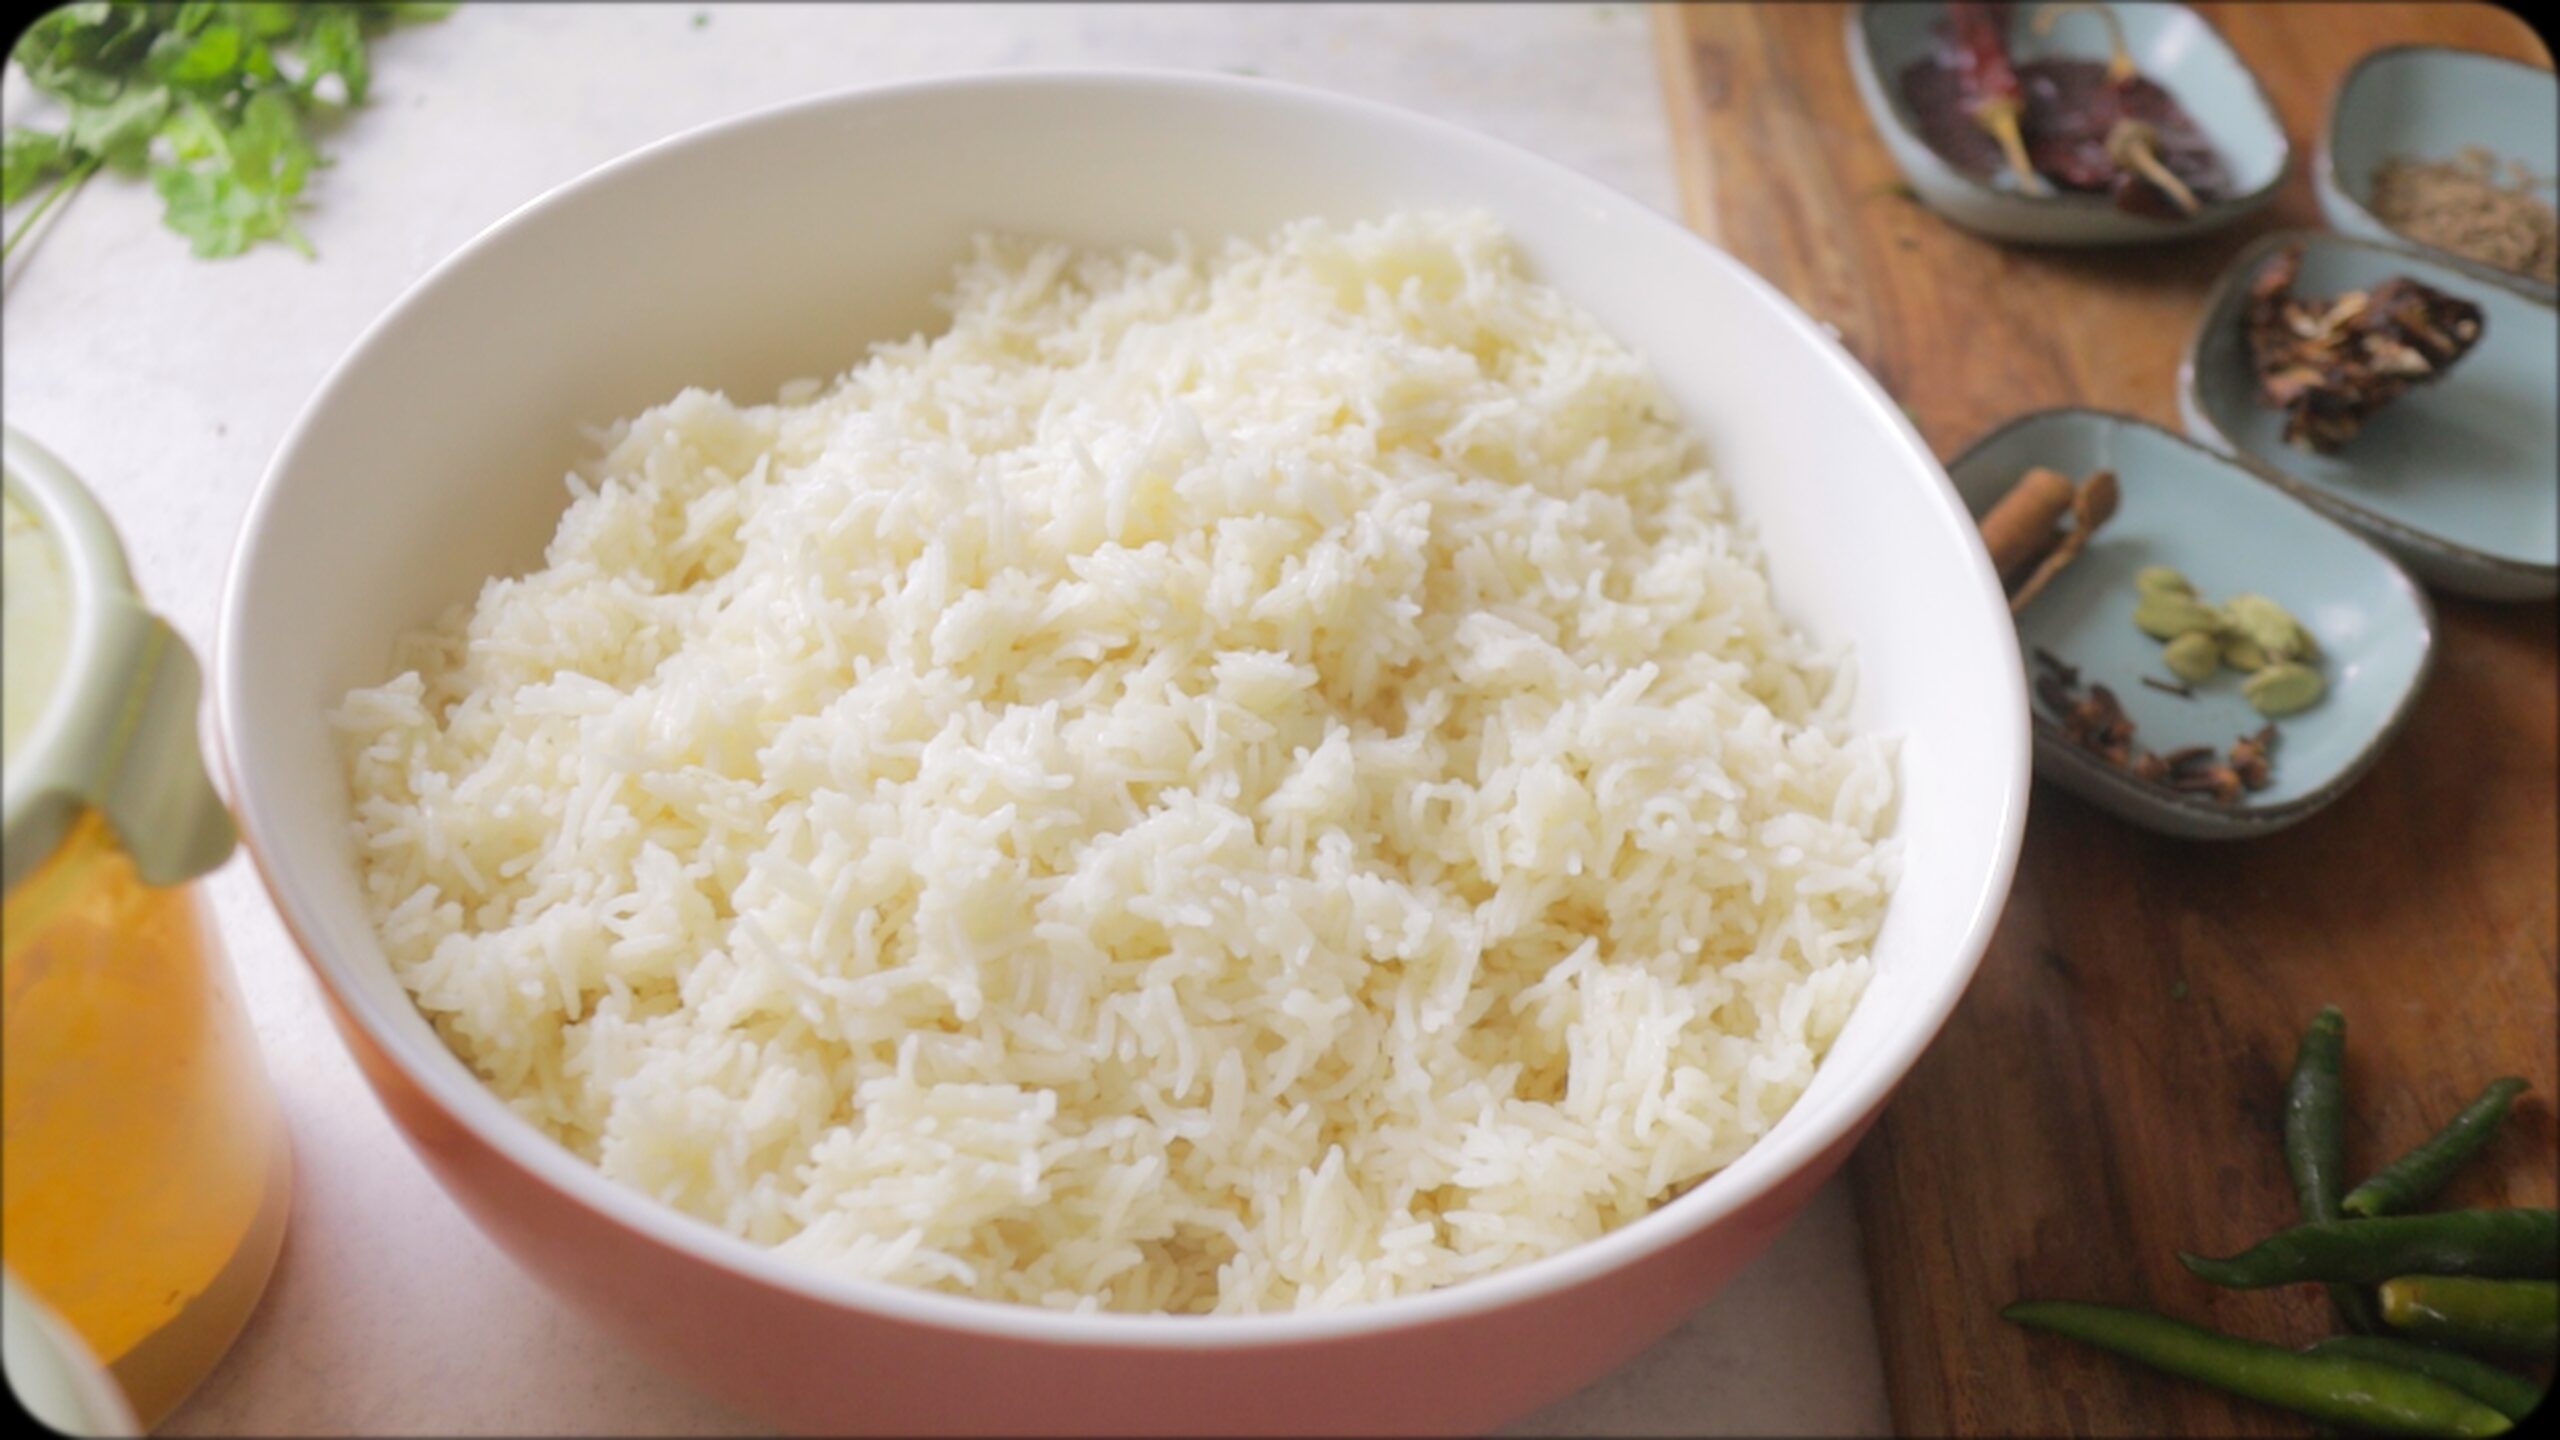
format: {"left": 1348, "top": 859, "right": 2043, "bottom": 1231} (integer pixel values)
{"left": 337, "top": 212, "right": 1899, "bottom": 1314}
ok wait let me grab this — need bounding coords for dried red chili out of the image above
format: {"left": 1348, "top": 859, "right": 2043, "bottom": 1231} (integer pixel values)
{"left": 1942, "top": 2, "right": 2051, "bottom": 196}
{"left": 1898, "top": 2, "right": 2232, "bottom": 218}
{"left": 2023, "top": 3, "right": 2218, "bottom": 217}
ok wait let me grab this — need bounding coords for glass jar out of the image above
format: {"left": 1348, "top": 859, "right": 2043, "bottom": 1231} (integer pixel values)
{"left": 3, "top": 428, "right": 291, "bottom": 1428}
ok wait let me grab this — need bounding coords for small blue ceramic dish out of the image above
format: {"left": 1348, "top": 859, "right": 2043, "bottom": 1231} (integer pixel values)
{"left": 1845, "top": 1, "right": 2288, "bottom": 245}
{"left": 2319, "top": 44, "right": 2557, "bottom": 305}
{"left": 2181, "top": 227, "right": 2559, "bottom": 602}
{"left": 1950, "top": 408, "right": 2435, "bottom": 840}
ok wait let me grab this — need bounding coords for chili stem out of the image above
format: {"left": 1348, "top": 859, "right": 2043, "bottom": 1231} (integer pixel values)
{"left": 2108, "top": 120, "right": 2202, "bottom": 216}
{"left": 2032, "top": 1, "right": 2138, "bottom": 84}
{"left": 1974, "top": 96, "right": 2051, "bottom": 197}
{"left": 2380, "top": 1277, "right": 2560, "bottom": 1359}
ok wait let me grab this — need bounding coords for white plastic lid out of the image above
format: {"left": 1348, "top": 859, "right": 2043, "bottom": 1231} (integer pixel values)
{"left": 1, "top": 427, "right": 235, "bottom": 892}
{"left": 3, "top": 1269, "right": 140, "bottom": 1437}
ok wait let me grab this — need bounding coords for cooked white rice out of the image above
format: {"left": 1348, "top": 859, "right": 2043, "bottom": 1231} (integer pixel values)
{"left": 336, "top": 211, "right": 1899, "bottom": 1315}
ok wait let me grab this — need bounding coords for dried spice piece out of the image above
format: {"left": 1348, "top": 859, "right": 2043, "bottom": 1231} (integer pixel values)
{"left": 1943, "top": 2, "right": 2053, "bottom": 195}
{"left": 2244, "top": 245, "right": 2487, "bottom": 454}
{"left": 2161, "top": 632, "right": 2220, "bottom": 684}
{"left": 2134, "top": 591, "right": 2225, "bottom": 640}
{"left": 2244, "top": 662, "right": 2325, "bottom": 718}
{"left": 1981, "top": 465, "right": 2077, "bottom": 581}
{"left": 2121, "top": 567, "right": 2325, "bottom": 717}
{"left": 1899, "top": 2, "right": 2230, "bottom": 216}
{"left": 2141, "top": 674, "right": 2196, "bottom": 699}
{"left": 1991, "top": 466, "right": 2118, "bottom": 614}
{"left": 2134, "top": 564, "right": 2195, "bottom": 599}
{"left": 2024, "top": 3, "right": 2217, "bottom": 217}
{"left": 2370, "top": 147, "right": 2559, "bottom": 286}
{"left": 2030, "top": 651, "right": 2140, "bottom": 769}
{"left": 2163, "top": 727, "right": 2277, "bottom": 804}
{"left": 2228, "top": 725, "right": 2276, "bottom": 792}
{"left": 2225, "top": 593, "right": 2318, "bottom": 664}
{"left": 2166, "top": 743, "right": 2248, "bottom": 805}
{"left": 2031, "top": 652, "right": 2280, "bottom": 804}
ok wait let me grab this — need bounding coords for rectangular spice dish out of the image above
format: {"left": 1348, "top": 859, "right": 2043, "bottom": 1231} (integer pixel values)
{"left": 2181, "top": 227, "right": 2559, "bottom": 602}
{"left": 1950, "top": 407, "right": 2434, "bottom": 840}
{"left": 2318, "top": 43, "right": 2557, "bottom": 305}
{"left": 1843, "top": 0, "right": 2288, "bottom": 245}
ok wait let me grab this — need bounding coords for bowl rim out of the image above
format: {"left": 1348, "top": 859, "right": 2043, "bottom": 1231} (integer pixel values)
{"left": 1947, "top": 404, "right": 2439, "bottom": 840}
{"left": 214, "top": 66, "right": 2030, "bottom": 1348}
{"left": 1840, "top": 0, "right": 2292, "bottom": 226}
{"left": 2177, "top": 225, "right": 2560, "bottom": 586}
{"left": 2315, "top": 42, "right": 2559, "bottom": 304}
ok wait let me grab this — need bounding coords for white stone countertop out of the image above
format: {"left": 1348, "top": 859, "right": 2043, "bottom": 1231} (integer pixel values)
{"left": 1, "top": 5, "right": 1892, "bottom": 1434}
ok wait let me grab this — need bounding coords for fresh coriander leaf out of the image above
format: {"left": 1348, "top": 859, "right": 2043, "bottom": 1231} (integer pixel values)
{"left": 158, "top": 22, "right": 242, "bottom": 84}
{"left": 238, "top": 35, "right": 281, "bottom": 85}
{"left": 235, "top": 3, "right": 303, "bottom": 41}
{"left": 65, "top": 84, "right": 171, "bottom": 174}
{"left": 296, "top": 9, "right": 371, "bottom": 105}
{"left": 227, "top": 88, "right": 316, "bottom": 195}
{"left": 13, "top": 5, "right": 154, "bottom": 104}
{"left": 157, "top": 98, "right": 229, "bottom": 164}
{"left": 2, "top": 128, "right": 70, "bottom": 207}
{"left": 4, "top": 1, "right": 454, "bottom": 263}
{"left": 153, "top": 160, "right": 303, "bottom": 257}
{"left": 150, "top": 91, "right": 314, "bottom": 259}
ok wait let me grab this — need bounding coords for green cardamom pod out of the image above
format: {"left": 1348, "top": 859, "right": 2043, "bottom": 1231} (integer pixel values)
{"left": 2134, "top": 565, "right": 2196, "bottom": 599}
{"left": 2162, "top": 631, "right": 2222, "bottom": 682}
{"left": 2244, "top": 661, "right": 2325, "bottom": 717}
{"left": 2133, "top": 592, "right": 2225, "bottom": 641}
{"left": 2222, "top": 634, "right": 2271, "bottom": 672}
{"left": 2225, "top": 593, "right": 2313, "bottom": 663}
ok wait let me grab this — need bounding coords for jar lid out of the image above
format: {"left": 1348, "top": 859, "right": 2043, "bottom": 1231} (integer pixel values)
{"left": 1, "top": 428, "right": 234, "bottom": 892}
{"left": 2, "top": 1269, "right": 140, "bottom": 1437}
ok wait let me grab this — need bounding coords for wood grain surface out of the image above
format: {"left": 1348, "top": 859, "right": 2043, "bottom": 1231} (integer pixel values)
{"left": 1652, "top": 4, "right": 2558, "bottom": 1434}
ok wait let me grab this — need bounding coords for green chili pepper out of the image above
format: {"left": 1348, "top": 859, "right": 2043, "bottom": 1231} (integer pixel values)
{"left": 2344, "top": 1079, "right": 2530, "bottom": 1218}
{"left": 2180, "top": 1209, "right": 2559, "bottom": 1288}
{"left": 2304, "top": 1336, "right": 2546, "bottom": 1420}
{"left": 2380, "top": 1277, "right": 2560, "bottom": 1359}
{"left": 2001, "top": 1300, "right": 2510, "bottom": 1436}
{"left": 2282, "top": 1006, "right": 2380, "bottom": 1332}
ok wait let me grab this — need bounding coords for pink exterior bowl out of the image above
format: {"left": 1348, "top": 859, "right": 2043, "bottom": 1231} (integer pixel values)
{"left": 215, "top": 71, "right": 2028, "bottom": 1435}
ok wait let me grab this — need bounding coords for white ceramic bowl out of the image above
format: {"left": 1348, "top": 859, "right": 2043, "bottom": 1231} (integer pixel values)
{"left": 216, "top": 71, "right": 2028, "bottom": 1435}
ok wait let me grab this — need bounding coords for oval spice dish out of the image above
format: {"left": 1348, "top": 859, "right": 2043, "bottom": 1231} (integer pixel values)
{"left": 1843, "top": 0, "right": 2288, "bottom": 245}
{"left": 2319, "top": 44, "right": 2557, "bottom": 305}
{"left": 1951, "top": 408, "right": 2434, "bottom": 840}
{"left": 2180, "top": 227, "right": 2559, "bottom": 602}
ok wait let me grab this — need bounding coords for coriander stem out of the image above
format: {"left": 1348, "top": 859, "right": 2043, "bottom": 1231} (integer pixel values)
{"left": 3, "top": 155, "right": 101, "bottom": 264}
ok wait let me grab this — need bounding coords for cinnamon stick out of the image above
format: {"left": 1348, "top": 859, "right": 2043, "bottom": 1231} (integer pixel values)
{"left": 2006, "top": 467, "right": 2118, "bottom": 614}
{"left": 1979, "top": 465, "right": 2077, "bottom": 581}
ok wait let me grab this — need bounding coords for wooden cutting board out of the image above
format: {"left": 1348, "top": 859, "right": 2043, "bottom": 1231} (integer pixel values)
{"left": 1651, "top": 4, "right": 2557, "bottom": 1434}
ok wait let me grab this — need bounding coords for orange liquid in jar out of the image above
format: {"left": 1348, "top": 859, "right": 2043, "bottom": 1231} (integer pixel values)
{"left": 3, "top": 811, "right": 291, "bottom": 1427}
